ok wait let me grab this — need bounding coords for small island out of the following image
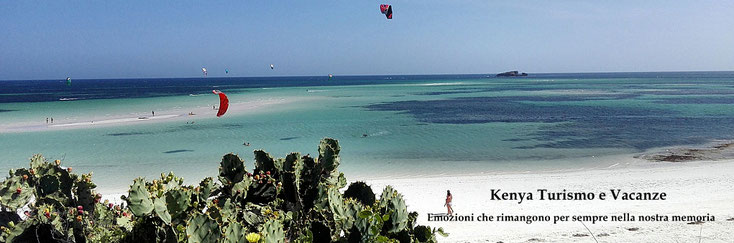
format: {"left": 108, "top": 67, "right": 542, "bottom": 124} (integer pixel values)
{"left": 496, "top": 70, "right": 528, "bottom": 77}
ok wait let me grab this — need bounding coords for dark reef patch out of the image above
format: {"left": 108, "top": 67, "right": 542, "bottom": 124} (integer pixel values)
{"left": 163, "top": 149, "right": 194, "bottom": 154}
{"left": 650, "top": 96, "right": 734, "bottom": 104}
{"left": 366, "top": 96, "right": 734, "bottom": 150}
{"left": 106, "top": 132, "right": 151, "bottom": 136}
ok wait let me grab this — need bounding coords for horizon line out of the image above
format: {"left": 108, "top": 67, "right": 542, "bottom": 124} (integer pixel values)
{"left": 2, "top": 70, "right": 734, "bottom": 82}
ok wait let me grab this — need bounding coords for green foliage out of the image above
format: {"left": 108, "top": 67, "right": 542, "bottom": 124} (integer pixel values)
{"left": 262, "top": 219, "right": 285, "bottom": 243}
{"left": 186, "top": 213, "right": 220, "bottom": 243}
{"left": 219, "top": 153, "right": 246, "bottom": 186}
{"left": 222, "top": 221, "right": 247, "bottom": 243}
{"left": 125, "top": 178, "right": 154, "bottom": 217}
{"left": 343, "top": 181, "right": 376, "bottom": 206}
{"left": 0, "top": 156, "right": 132, "bottom": 243}
{"left": 0, "top": 139, "right": 445, "bottom": 242}
{"left": 164, "top": 189, "right": 191, "bottom": 220}
{"left": 379, "top": 186, "right": 409, "bottom": 234}
{"left": 318, "top": 138, "right": 340, "bottom": 172}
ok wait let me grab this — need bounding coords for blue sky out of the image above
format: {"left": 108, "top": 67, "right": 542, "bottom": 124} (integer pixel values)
{"left": 1, "top": 1, "right": 733, "bottom": 80}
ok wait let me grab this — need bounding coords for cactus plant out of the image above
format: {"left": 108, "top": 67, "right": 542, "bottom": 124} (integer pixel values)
{"left": 0, "top": 139, "right": 445, "bottom": 243}
{"left": 222, "top": 221, "right": 247, "bottom": 243}
{"left": 219, "top": 153, "right": 246, "bottom": 186}
{"left": 254, "top": 150, "right": 278, "bottom": 177}
{"left": 196, "top": 177, "right": 217, "bottom": 204}
{"left": 153, "top": 197, "right": 172, "bottom": 224}
{"left": 379, "top": 186, "right": 409, "bottom": 234}
{"left": 413, "top": 225, "right": 433, "bottom": 242}
{"left": 37, "top": 174, "right": 61, "bottom": 197}
{"left": 0, "top": 175, "right": 33, "bottom": 210}
{"left": 343, "top": 181, "right": 376, "bottom": 206}
{"left": 261, "top": 219, "right": 285, "bottom": 243}
{"left": 186, "top": 213, "right": 221, "bottom": 243}
{"left": 125, "top": 178, "right": 154, "bottom": 217}
{"left": 165, "top": 189, "right": 191, "bottom": 220}
{"left": 317, "top": 138, "right": 340, "bottom": 172}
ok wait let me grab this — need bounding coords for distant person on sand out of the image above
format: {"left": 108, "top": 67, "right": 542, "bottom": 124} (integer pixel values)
{"left": 46, "top": 118, "right": 49, "bottom": 124}
{"left": 152, "top": 111, "right": 155, "bottom": 116}
{"left": 444, "top": 190, "right": 453, "bottom": 215}
{"left": 51, "top": 117, "right": 53, "bottom": 123}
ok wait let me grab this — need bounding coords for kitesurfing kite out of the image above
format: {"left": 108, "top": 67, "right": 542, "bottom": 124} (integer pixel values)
{"left": 328, "top": 74, "right": 333, "bottom": 80}
{"left": 212, "top": 90, "right": 229, "bottom": 117}
{"left": 66, "top": 77, "right": 71, "bottom": 86}
{"left": 202, "top": 67, "right": 208, "bottom": 76}
{"left": 380, "top": 4, "right": 393, "bottom": 19}
{"left": 225, "top": 68, "right": 229, "bottom": 74}
{"left": 270, "top": 64, "right": 274, "bottom": 70}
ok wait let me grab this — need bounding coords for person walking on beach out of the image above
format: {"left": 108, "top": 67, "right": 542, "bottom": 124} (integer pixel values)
{"left": 50, "top": 117, "right": 53, "bottom": 123}
{"left": 444, "top": 190, "right": 453, "bottom": 215}
{"left": 152, "top": 111, "right": 155, "bottom": 116}
{"left": 46, "top": 118, "right": 49, "bottom": 124}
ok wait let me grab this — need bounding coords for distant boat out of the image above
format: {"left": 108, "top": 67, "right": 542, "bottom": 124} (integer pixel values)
{"left": 496, "top": 71, "right": 528, "bottom": 77}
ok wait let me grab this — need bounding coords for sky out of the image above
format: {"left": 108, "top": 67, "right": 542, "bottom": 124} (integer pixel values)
{"left": 1, "top": 1, "right": 733, "bottom": 80}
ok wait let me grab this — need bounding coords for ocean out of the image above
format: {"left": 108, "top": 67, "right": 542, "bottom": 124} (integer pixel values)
{"left": 2, "top": 72, "right": 734, "bottom": 193}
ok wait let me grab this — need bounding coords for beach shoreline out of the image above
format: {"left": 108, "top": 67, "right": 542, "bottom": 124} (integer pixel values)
{"left": 365, "top": 159, "right": 734, "bottom": 242}
{"left": 0, "top": 96, "right": 320, "bottom": 133}
{"left": 99, "top": 156, "right": 734, "bottom": 242}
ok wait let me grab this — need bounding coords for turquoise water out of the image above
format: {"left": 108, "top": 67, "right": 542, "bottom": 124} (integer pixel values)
{"left": 2, "top": 73, "right": 734, "bottom": 193}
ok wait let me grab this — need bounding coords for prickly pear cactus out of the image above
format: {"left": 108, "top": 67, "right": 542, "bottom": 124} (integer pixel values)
{"left": 186, "top": 213, "right": 221, "bottom": 243}
{"left": 196, "top": 177, "right": 216, "bottom": 203}
{"left": 261, "top": 219, "right": 285, "bottom": 243}
{"left": 165, "top": 188, "right": 191, "bottom": 219}
{"left": 38, "top": 174, "right": 61, "bottom": 197}
{"left": 219, "top": 153, "right": 246, "bottom": 186}
{"left": 343, "top": 181, "right": 375, "bottom": 206}
{"left": 125, "top": 178, "right": 154, "bottom": 216}
{"left": 413, "top": 225, "right": 435, "bottom": 243}
{"left": 318, "top": 138, "right": 340, "bottom": 172}
{"left": 280, "top": 152, "right": 302, "bottom": 205}
{"left": 379, "top": 186, "right": 409, "bottom": 234}
{"left": 222, "top": 221, "right": 247, "bottom": 243}
{"left": 0, "top": 173, "right": 34, "bottom": 210}
{"left": 75, "top": 178, "right": 97, "bottom": 214}
{"left": 154, "top": 197, "right": 172, "bottom": 224}
{"left": 254, "top": 150, "right": 278, "bottom": 176}
{"left": 0, "top": 139, "right": 445, "bottom": 242}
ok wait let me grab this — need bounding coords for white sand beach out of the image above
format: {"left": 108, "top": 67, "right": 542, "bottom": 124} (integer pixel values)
{"left": 0, "top": 96, "right": 320, "bottom": 133}
{"left": 365, "top": 159, "right": 734, "bottom": 242}
{"left": 99, "top": 156, "right": 734, "bottom": 242}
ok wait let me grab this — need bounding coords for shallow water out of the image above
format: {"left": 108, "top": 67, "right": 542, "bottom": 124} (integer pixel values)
{"left": 2, "top": 72, "right": 734, "bottom": 193}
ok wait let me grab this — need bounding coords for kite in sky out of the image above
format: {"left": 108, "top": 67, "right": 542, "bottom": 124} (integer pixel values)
{"left": 212, "top": 90, "right": 229, "bottom": 117}
{"left": 380, "top": 4, "right": 393, "bottom": 19}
